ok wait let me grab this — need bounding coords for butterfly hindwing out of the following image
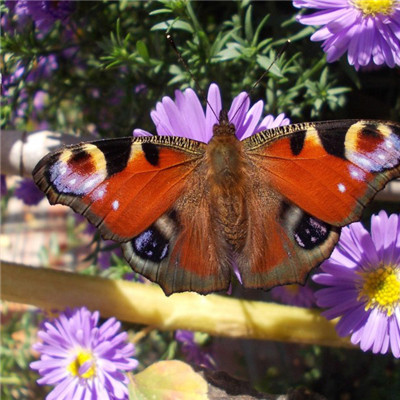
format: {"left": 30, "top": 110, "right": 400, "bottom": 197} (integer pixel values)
{"left": 122, "top": 193, "right": 232, "bottom": 295}
{"left": 236, "top": 186, "right": 340, "bottom": 288}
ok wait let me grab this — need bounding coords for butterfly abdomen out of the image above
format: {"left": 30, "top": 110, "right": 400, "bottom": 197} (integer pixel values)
{"left": 206, "top": 133, "right": 248, "bottom": 250}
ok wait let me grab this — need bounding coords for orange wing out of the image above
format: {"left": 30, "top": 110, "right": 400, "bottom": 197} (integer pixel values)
{"left": 122, "top": 186, "right": 232, "bottom": 295}
{"left": 244, "top": 120, "right": 400, "bottom": 226}
{"left": 33, "top": 136, "right": 204, "bottom": 241}
{"left": 237, "top": 119, "right": 400, "bottom": 289}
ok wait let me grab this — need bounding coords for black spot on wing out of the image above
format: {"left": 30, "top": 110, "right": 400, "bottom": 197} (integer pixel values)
{"left": 318, "top": 127, "right": 346, "bottom": 159}
{"left": 131, "top": 225, "right": 169, "bottom": 262}
{"left": 95, "top": 138, "right": 132, "bottom": 177}
{"left": 294, "top": 213, "right": 331, "bottom": 250}
{"left": 290, "top": 131, "right": 306, "bottom": 156}
{"left": 361, "top": 123, "right": 381, "bottom": 138}
{"left": 142, "top": 142, "right": 160, "bottom": 166}
{"left": 70, "top": 149, "right": 91, "bottom": 163}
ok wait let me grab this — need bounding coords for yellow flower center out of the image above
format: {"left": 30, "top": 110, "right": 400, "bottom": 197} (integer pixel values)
{"left": 67, "top": 349, "right": 96, "bottom": 379}
{"left": 358, "top": 265, "right": 400, "bottom": 316}
{"left": 353, "top": 0, "right": 396, "bottom": 16}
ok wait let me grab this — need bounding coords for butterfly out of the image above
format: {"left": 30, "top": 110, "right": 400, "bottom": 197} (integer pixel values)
{"left": 32, "top": 87, "right": 400, "bottom": 296}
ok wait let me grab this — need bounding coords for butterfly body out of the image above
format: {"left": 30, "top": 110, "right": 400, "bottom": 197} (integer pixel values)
{"left": 33, "top": 117, "right": 400, "bottom": 295}
{"left": 206, "top": 120, "right": 248, "bottom": 250}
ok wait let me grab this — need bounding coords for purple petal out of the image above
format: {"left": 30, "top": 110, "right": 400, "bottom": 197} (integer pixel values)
{"left": 205, "top": 83, "right": 221, "bottom": 138}
{"left": 297, "top": 8, "right": 349, "bottom": 26}
{"left": 389, "top": 313, "right": 400, "bottom": 357}
{"left": 228, "top": 92, "right": 250, "bottom": 133}
{"left": 293, "top": 0, "right": 348, "bottom": 10}
{"left": 358, "top": 308, "right": 381, "bottom": 352}
{"left": 132, "top": 128, "right": 152, "bottom": 137}
{"left": 236, "top": 100, "right": 264, "bottom": 140}
{"left": 176, "top": 88, "right": 207, "bottom": 142}
{"left": 335, "top": 303, "right": 368, "bottom": 336}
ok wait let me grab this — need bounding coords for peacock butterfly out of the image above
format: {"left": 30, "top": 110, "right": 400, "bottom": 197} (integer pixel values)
{"left": 32, "top": 84, "right": 400, "bottom": 295}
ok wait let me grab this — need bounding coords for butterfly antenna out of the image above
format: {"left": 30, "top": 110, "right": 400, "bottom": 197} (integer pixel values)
{"left": 230, "top": 40, "right": 291, "bottom": 123}
{"left": 166, "top": 33, "right": 219, "bottom": 122}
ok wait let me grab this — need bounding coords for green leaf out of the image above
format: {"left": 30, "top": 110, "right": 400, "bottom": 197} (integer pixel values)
{"left": 149, "top": 8, "right": 175, "bottom": 16}
{"left": 256, "top": 54, "right": 283, "bottom": 78}
{"left": 252, "top": 14, "right": 270, "bottom": 48}
{"left": 215, "top": 42, "right": 243, "bottom": 61}
{"left": 136, "top": 40, "right": 149, "bottom": 63}
{"left": 244, "top": 5, "right": 253, "bottom": 43}
{"left": 151, "top": 20, "right": 194, "bottom": 33}
{"left": 129, "top": 360, "right": 208, "bottom": 400}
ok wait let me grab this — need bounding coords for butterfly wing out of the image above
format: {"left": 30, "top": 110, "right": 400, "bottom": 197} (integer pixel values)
{"left": 33, "top": 136, "right": 231, "bottom": 294}
{"left": 238, "top": 119, "right": 400, "bottom": 288}
{"left": 122, "top": 180, "right": 232, "bottom": 295}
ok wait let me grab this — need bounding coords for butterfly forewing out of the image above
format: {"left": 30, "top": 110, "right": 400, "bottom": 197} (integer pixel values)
{"left": 33, "top": 136, "right": 205, "bottom": 241}
{"left": 244, "top": 119, "right": 400, "bottom": 226}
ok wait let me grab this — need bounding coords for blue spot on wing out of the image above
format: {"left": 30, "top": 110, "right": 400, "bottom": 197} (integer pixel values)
{"left": 133, "top": 226, "right": 169, "bottom": 262}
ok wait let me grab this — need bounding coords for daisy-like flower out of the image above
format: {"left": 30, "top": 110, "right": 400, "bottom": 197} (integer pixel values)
{"left": 293, "top": 0, "right": 400, "bottom": 70}
{"left": 30, "top": 307, "right": 138, "bottom": 399}
{"left": 133, "top": 83, "right": 290, "bottom": 142}
{"left": 270, "top": 283, "right": 316, "bottom": 308}
{"left": 313, "top": 211, "right": 400, "bottom": 357}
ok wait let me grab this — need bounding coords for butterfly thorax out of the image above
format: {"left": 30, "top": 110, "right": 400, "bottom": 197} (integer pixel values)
{"left": 207, "top": 120, "right": 248, "bottom": 250}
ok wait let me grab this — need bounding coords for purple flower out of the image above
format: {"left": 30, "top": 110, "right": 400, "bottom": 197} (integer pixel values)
{"left": 5, "top": 0, "right": 75, "bottom": 32}
{"left": 2, "top": 1, "right": 31, "bottom": 33}
{"left": 270, "top": 283, "right": 316, "bottom": 308}
{"left": 313, "top": 211, "right": 400, "bottom": 357}
{"left": 74, "top": 214, "right": 98, "bottom": 236}
{"left": 98, "top": 240, "right": 122, "bottom": 270}
{"left": 15, "top": 178, "right": 45, "bottom": 205}
{"left": 30, "top": 307, "right": 138, "bottom": 400}
{"left": 175, "top": 330, "right": 214, "bottom": 369}
{"left": 3, "top": 56, "right": 57, "bottom": 97}
{"left": 1, "top": 175, "right": 7, "bottom": 197}
{"left": 293, "top": 0, "right": 400, "bottom": 70}
{"left": 134, "top": 83, "right": 148, "bottom": 95}
{"left": 30, "top": 55, "right": 59, "bottom": 82}
{"left": 33, "top": 90, "right": 48, "bottom": 111}
{"left": 133, "top": 83, "right": 290, "bottom": 142}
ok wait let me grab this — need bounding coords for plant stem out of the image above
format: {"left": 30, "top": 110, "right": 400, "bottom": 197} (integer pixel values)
{"left": 1, "top": 262, "right": 353, "bottom": 348}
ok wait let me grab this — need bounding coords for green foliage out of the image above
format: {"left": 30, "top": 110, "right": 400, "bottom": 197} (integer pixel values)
{"left": 3, "top": 0, "right": 398, "bottom": 138}
{"left": 0, "top": 305, "right": 48, "bottom": 399}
